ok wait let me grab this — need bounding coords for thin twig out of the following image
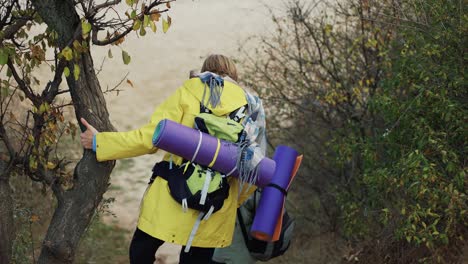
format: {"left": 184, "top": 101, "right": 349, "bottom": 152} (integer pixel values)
{"left": 103, "top": 72, "right": 129, "bottom": 94}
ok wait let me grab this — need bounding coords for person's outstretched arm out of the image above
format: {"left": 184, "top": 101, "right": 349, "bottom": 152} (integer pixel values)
{"left": 80, "top": 87, "right": 185, "bottom": 162}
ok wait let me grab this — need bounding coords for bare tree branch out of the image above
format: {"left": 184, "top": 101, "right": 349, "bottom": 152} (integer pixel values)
{"left": 91, "top": 25, "right": 132, "bottom": 46}
{"left": 43, "top": 59, "right": 66, "bottom": 103}
{"left": 6, "top": 59, "right": 38, "bottom": 105}
{"left": 0, "top": 122, "right": 15, "bottom": 159}
{"left": 88, "top": 0, "right": 121, "bottom": 17}
{"left": 0, "top": 17, "right": 29, "bottom": 41}
{"left": 103, "top": 71, "right": 129, "bottom": 94}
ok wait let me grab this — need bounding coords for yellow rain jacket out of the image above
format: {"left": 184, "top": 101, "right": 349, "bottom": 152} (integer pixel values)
{"left": 95, "top": 78, "right": 253, "bottom": 248}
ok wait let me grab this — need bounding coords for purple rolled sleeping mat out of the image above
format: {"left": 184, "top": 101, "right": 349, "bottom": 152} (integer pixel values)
{"left": 250, "top": 146, "right": 302, "bottom": 241}
{"left": 152, "top": 119, "right": 276, "bottom": 187}
{"left": 152, "top": 119, "right": 302, "bottom": 241}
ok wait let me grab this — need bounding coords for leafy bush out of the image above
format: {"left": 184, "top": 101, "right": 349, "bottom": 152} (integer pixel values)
{"left": 242, "top": 0, "right": 466, "bottom": 262}
{"left": 241, "top": 0, "right": 396, "bottom": 262}
{"left": 335, "top": 0, "right": 467, "bottom": 262}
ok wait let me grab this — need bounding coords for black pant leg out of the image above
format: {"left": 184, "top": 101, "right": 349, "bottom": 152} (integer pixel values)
{"left": 129, "top": 228, "right": 165, "bottom": 264}
{"left": 179, "top": 246, "right": 215, "bottom": 264}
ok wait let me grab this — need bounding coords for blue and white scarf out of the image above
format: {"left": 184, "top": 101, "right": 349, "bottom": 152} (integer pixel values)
{"left": 197, "top": 71, "right": 267, "bottom": 195}
{"left": 236, "top": 92, "right": 267, "bottom": 194}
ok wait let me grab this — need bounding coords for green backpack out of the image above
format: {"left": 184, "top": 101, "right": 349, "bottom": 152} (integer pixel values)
{"left": 194, "top": 112, "right": 244, "bottom": 143}
{"left": 150, "top": 104, "right": 247, "bottom": 215}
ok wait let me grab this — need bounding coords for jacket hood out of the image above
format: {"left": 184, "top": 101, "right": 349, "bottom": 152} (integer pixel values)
{"left": 182, "top": 78, "right": 247, "bottom": 116}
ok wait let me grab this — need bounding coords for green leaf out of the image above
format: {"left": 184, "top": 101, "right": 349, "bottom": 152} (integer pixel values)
{"left": 133, "top": 20, "right": 141, "bottom": 31}
{"left": 0, "top": 49, "right": 8, "bottom": 65}
{"left": 73, "top": 64, "right": 80, "bottom": 80}
{"left": 122, "top": 50, "right": 131, "bottom": 65}
{"left": 1, "top": 87, "right": 9, "bottom": 97}
{"left": 139, "top": 25, "right": 146, "bottom": 36}
{"left": 39, "top": 103, "right": 47, "bottom": 114}
{"left": 82, "top": 20, "right": 92, "bottom": 36}
{"left": 73, "top": 40, "right": 85, "bottom": 53}
{"left": 130, "top": 10, "right": 137, "bottom": 19}
{"left": 324, "top": 24, "right": 332, "bottom": 36}
{"left": 29, "top": 156, "right": 37, "bottom": 170}
{"left": 50, "top": 30, "right": 58, "bottom": 40}
{"left": 73, "top": 40, "right": 82, "bottom": 50}
{"left": 162, "top": 17, "right": 171, "bottom": 33}
{"left": 143, "top": 15, "right": 150, "bottom": 27}
{"left": 64, "top": 67, "right": 70, "bottom": 77}
{"left": 125, "top": 0, "right": 134, "bottom": 6}
{"left": 149, "top": 20, "right": 157, "bottom": 33}
{"left": 61, "top": 47, "right": 73, "bottom": 61}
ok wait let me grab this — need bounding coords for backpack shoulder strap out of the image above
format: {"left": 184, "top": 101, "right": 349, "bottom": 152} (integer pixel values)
{"left": 229, "top": 104, "right": 248, "bottom": 123}
{"left": 199, "top": 103, "right": 247, "bottom": 124}
{"left": 199, "top": 103, "right": 212, "bottom": 114}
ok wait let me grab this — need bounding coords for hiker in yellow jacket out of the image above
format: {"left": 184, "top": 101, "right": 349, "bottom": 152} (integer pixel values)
{"left": 80, "top": 55, "right": 258, "bottom": 264}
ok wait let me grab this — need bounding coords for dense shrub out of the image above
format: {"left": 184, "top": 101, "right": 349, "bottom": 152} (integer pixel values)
{"left": 337, "top": 0, "right": 467, "bottom": 262}
{"left": 242, "top": 0, "right": 466, "bottom": 263}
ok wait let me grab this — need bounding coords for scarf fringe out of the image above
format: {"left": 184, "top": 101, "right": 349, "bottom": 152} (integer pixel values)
{"left": 197, "top": 72, "right": 267, "bottom": 197}
{"left": 198, "top": 71, "right": 224, "bottom": 108}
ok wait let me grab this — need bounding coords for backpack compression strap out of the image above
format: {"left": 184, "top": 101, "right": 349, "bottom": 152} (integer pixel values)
{"left": 266, "top": 183, "right": 288, "bottom": 196}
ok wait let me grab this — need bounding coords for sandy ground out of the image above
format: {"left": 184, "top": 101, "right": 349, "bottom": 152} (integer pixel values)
{"left": 97, "top": 0, "right": 286, "bottom": 231}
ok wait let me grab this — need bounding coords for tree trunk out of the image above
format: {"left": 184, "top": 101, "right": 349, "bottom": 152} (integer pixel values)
{"left": 33, "top": 1, "right": 117, "bottom": 263}
{"left": 0, "top": 161, "right": 14, "bottom": 264}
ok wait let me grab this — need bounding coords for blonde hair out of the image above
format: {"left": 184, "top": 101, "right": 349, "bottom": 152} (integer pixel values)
{"left": 201, "top": 54, "right": 238, "bottom": 81}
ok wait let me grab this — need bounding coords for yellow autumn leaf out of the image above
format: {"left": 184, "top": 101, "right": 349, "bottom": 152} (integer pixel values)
{"left": 73, "top": 64, "right": 80, "bottom": 80}
{"left": 39, "top": 103, "right": 47, "bottom": 114}
{"left": 324, "top": 24, "right": 332, "bottom": 36}
{"left": 61, "top": 47, "right": 73, "bottom": 61}
{"left": 47, "top": 161, "right": 56, "bottom": 169}
{"left": 81, "top": 20, "right": 92, "bottom": 36}
{"left": 64, "top": 66, "right": 70, "bottom": 77}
